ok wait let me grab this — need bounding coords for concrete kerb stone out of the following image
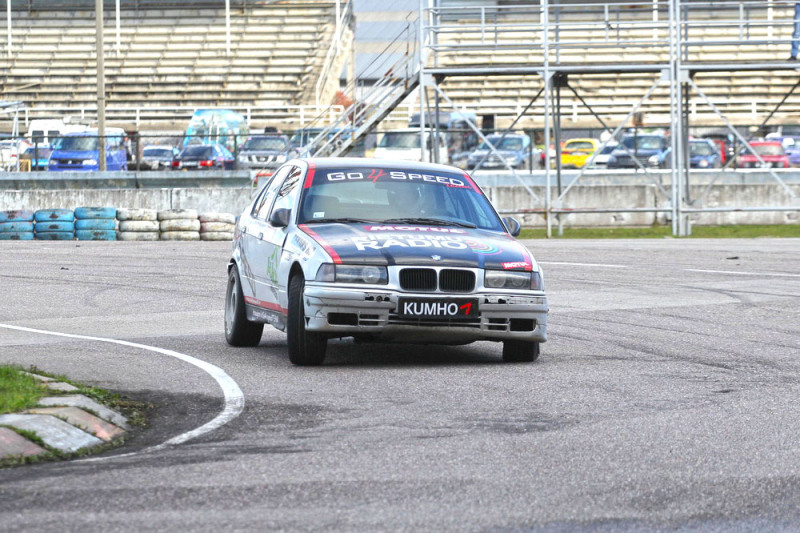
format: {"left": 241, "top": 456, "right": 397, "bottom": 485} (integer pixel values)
{"left": 37, "top": 395, "right": 129, "bottom": 430}
{"left": 21, "top": 371, "right": 54, "bottom": 382}
{"left": 46, "top": 381, "right": 79, "bottom": 392}
{"left": 0, "top": 427, "right": 47, "bottom": 460}
{"left": 24, "top": 407, "right": 126, "bottom": 442}
{"left": 0, "top": 414, "right": 103, "bottom": 453}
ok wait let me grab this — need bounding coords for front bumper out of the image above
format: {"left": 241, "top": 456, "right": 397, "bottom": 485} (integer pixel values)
{"left": 303, "top": 284, "right": 548, "bottom": 344}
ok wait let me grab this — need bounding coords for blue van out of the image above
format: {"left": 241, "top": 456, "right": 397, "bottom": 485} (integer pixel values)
{"left": 48, "top": 128, "right": 128, "bottom": 171}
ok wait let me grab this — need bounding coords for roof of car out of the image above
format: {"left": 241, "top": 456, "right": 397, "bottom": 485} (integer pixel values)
{"left": 299, "top": 157, "right": 466, "bottom": 174}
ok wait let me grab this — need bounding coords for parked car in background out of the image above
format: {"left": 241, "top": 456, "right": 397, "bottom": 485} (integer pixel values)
{"left": 561, "top": 138, "right": 599, "bottom": 168}
{"left": 237, "top": 135, "right": 298, "bottom": 170}
{"left": 466, "top": 133, "right": 534, "bottom": 170}
{"left": 649, "top": 139, "right": 722, "bottom": 169}
{"left": 607, "top": 134, "right": 670, "bottom": 169}
{"left": 19, "top": 145, "right": 53, "bottom": 170}
{"left": 738, "top": 141, "right": 789, "bottom": 169}
{"left": 48, "top": 128, "right": 128, "bottom": 171}
{"left": 373, "top": 129, "right": 449, "bottom": 163}
{"left": 141, "top": 145, "right": 179, "bottom": 170}
{"left": 587, "top": 142, "right": 618, "bottom": 168}
{"left": 173, "top": 143, "right": 235, "bottom": 170}
{"left": 764, "top": 132, "right": 800, "bottom": 167}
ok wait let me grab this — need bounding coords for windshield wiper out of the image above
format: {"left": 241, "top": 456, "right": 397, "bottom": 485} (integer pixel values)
{"left": 381, "top": 217, "right": 477, "bottom": 229}
{"left": 304, "top": 217, "right": 378, "bottom": 224}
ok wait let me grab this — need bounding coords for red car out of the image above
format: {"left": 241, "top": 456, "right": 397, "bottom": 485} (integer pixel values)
{"left": 738, "top": 141, "right": 789, "bottom": 169}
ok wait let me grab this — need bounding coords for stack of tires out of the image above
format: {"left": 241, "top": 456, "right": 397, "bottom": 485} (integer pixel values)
{"left": 199, "top": 212, "right": 236, "bottom": 241}
{"left": 0, "top": 209, "right": 33, "bottom": 241}
{"left": 75, "top": 207, "right": 117, "bottom": 241}
{"left": 158, "top": 209, "right": 200, "bottom": 241}
{"left": 34, "top": 209, "right": 75, "bottom": 240}
{"left": 116, "top": 208, "right": 159, "bottom": 241}
{"left": 0, "top": 210, "right": 35, "bottom": 240}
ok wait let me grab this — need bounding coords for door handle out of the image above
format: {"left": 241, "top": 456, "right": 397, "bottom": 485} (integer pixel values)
{"left": 258, "top": 233, "right": 264, "bottom": 240}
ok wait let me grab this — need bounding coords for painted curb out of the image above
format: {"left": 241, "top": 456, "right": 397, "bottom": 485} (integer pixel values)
{"left": 38, "top": 395, "right": 129, "bottom": 429}
{"left": 0, "top": 414, "right": 103, "bottom": 453}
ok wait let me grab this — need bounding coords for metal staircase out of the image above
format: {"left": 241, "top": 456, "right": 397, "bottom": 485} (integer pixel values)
{"left": 306, "top": 29, "right": 421, "bottom": 159}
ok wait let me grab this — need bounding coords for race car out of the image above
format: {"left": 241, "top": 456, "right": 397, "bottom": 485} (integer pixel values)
{"left": 225, "top": 158, "right": 548, "bottom": 365}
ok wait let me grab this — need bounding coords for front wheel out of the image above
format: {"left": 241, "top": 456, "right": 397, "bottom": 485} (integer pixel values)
{"left": 502, "top": 340, "right": 540, "bottom": 363}
{"left": 287, "top": 274, "right": 327, "bottom": 366}
{"left": 225, "top": 266, "right": 264, "bottom": 346}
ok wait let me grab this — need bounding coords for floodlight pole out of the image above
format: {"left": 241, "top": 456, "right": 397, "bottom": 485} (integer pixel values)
{"left": 96, "top": 0, "right": 106, "bottom": 171}
{"left": 6, "top": 0, "right": 11, "bottom": 58}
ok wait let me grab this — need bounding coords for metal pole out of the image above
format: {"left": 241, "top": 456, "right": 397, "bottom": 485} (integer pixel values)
{"left": 668, "top": 0, "right": 678, "bottom": 235}
{"left": 96, "top": 0, "right": 106, "bottom": 171}
{"left": 674, "top": 0, "right": 686, "bottom": 236}
{"left": 6, "top": 0, "right": 11, "bottom": 58}
{"left": 116, "top": 0, "right": 120, "bottom": 56}
{"left": 553, "top": 75, "right": 563, "bottom": 236}
{"left": 543, "top": 0, "right": 552, "bottom": 238}
{"left": 225, "top": 0, "right": 231, "bottom": 56}
{"left": 418, "top": 0, "right": 426, "bottom": 162}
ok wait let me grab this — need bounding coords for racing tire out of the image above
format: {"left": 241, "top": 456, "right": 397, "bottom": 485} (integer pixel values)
{"left": 75, "top": 218, "right": 116, "bottom": 231}
{"left": 76, "top": 229, "right": 116, "bottom": 241}
{"left": 74, "top": 207, "right": 117, "bottom": 220}
{"left": 0, "top": 221, "right": 34, "bottom": 232}
{"left": 200, "top": 231, "right": 234, "bottom": 241}
{"left": 118, "top": 220, "right": 159, "bottom": 232}
{"left": 34, "top": 209, "right": 74, "bottom": 223}
{"left": 117, "top": 231, "right": 159, "bottom": 241}
{"left": 225, "top": 266, "right": 264, "bottom": 347}
{"left": 0, "top": 231, "right": 34, "bottom": 240}
{"left": 502, "top": 340, "right": 540, "bottom": 363}
{"left": 0, "top": 210, "right": 34, "bottom": 222}
{"left": 117, "top": 208, "right": 158, "bottom": 221}
{"left": 157, "top": 209, "right": 198, "bottom": 221}
{"left": 35, "top": 221, "right": 74, "bottom": 232}
{"left": 287, "top": 275, "right": 327, "bottom": 366}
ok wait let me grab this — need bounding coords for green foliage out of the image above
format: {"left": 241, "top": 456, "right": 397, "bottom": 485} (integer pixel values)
{"left": 0, "top": 366, "right": 46, "bottom": 414}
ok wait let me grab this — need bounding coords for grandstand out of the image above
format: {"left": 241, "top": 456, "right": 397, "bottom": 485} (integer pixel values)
{"left": 0, "top": 0, "right": 353, "bottom": 131}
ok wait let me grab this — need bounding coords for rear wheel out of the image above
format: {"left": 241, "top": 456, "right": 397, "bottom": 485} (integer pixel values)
{"left": 225, "top": 266, "right": 263, "bottom": 346}
{"left": 502, "top": 340, "right": 540, "bottom": 363}
{"left": 287, "top": 274, "right": 327, "bottom": 366}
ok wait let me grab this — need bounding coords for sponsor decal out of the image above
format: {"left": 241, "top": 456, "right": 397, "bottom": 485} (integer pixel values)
{"left": 353, "top": 235, "right": 470, "bottom": 251}
{"left": 464, "top": 239, "right": 502, "bottom": 255}
{"left": 244, "top": 295, "right": 287, "bottom": 315}
{"left": 365, "top": 225, "right": 466, "bottom": 234}
{"left": 265, "top": 248, "right": 280, "bottom": 284}
{"left": 298, "top": 224, "right": 342, "bottom": 264}
{"left": 291, "top": 234, "right": 315, "bottom": 258}
{"left": 320, "top": 169, "right": 469, "bottom": 188}
{"left": 502, "top": 261, "right": 531, "bottom": 270}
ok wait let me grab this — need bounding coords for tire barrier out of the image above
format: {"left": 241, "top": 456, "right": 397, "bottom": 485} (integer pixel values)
{"left": 117, "top": 208, "right": 158, "bottom": 221}
{"left": 200, "top": 231, "right": 235, "bottom": 241}
{"left": 160, "top": 231, "right": 201, "bottom": 241}
{"left": 199, "top": 212, "right": 236, "bottom": 225}
{"left": 160, "top": 218, "right": 201, "bottom": 232}
{"left": 74, "top": 207, "right": 117, "bottom": 220}
{"left": 75, "top": 229, "right": 117, "bottom": 241}
{"left": 118, "top": 220, "right": 159, "bottom": 232}
{"left": 34, "top": 209, "right": 74, "bottom": 223}
{"left": 34, "top": 209, "right": 75, "bottom": 240}
{"left": 0, "top": 210, "right": 35, "bottom": 240}
{"left": 75, "top": 206, "right": 117, "bottom": 241}
{"left": 117, "top": 231, "right": 160, "bottom": 241}
{"left": 75, "top": 219, "right": 117, "bottom": 231}
{"left": 198, "top": 212, "right": 235, "bottom": 241}
{"left": 0, "top": 210, "right": 34, "bottom": 223}
{"left": 157, "top": 209, "right": 198, "bottom": 221}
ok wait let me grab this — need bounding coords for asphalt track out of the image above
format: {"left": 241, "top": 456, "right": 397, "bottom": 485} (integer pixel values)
{"left": 0, "top": 238, "right": 799, "bottom": 532}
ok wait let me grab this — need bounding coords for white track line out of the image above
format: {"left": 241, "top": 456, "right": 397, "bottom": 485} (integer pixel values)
{"left": 684, "top": 268, "right": 800, "bottom": 278}
{"left": 0, "top": 323, "right": 244, "bottom": 459}
{"left": 538, "top": 261, "right": 629, "bottom": 269}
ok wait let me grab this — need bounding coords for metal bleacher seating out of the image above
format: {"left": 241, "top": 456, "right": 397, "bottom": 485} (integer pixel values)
{"left": 0, "top": 1, "right": 349, "bottom": 130}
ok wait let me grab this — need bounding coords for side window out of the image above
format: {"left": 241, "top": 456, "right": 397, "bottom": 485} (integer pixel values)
{"left": 251, "top": 165, "right": 291, "bottom": 220}
{"left": 268, "top": 166, "right": 302, "bottom": 218}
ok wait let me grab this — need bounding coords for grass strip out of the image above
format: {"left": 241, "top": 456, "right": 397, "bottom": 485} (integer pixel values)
{"left": 519, "top": 224, "right": 800, "bottom": 240}
{"left": 0, "top": 366, "right": 46, "bottom": 414}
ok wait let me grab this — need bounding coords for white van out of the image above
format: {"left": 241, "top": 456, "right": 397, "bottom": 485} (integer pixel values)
{"left": 26, "top": 119, "right": 86, "bottom": 147}
{"left": 372, "top": 129, "right": 449, "bottom": 163}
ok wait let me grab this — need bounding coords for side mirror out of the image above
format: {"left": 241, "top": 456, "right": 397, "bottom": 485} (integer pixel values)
{"left": 502, "top": 216, "right": 521, "bottom": 237}
{"left": 269, "top": 208, "right": 291, "bottom": 228}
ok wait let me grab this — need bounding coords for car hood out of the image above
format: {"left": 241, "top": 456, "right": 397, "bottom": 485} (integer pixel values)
{"left": 299, "top": 223, "right": 537, "bottom": 271}
{"left": 51, "top": 150, "right": 98, "bottom": 158}
{"left": 240, "top": 149, "right": 289, "bottom": 156}
{"left": 611, "top": 148, "right": 663, "bottom": 158}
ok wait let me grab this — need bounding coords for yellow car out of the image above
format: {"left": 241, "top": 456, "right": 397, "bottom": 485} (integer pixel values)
{"left": 561, "top": 138, "right": 600, "bottom": 168}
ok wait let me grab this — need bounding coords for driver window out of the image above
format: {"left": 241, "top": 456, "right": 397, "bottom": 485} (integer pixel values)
{"left": 252, "top": 165, "right": 291, "bottom": 220}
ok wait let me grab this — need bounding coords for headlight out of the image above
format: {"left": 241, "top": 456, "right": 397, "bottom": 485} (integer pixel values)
{"left": 276, "top": 155, "right": 287, "bottom": 163}
{"left": 238, "top": 155, "right": 247, "bottom": 162}
{"left": 648, "top": 155, "right": 659, "bottom": 166}
{"left": 82, "top": 159, "right": 97, "bottom": 165}
{"left": 484, "top": 270, "right": 545, "bottom": 290}
{"left": 698, "top": 159, "right": 709, "bottom": 168}
{"left": 315, "top": 263, "right": 388, "bottom": 285}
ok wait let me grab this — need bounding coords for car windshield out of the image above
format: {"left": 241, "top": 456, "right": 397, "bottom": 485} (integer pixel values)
{"left": 52, "top": 136, "right": 97, "bottom": 151}
{"left": 599, "top": 144, "right": 618, "bottom": 155}
{"left": 290, "top": 129, "right": 323, "bottom": 146}
{"left": 378, "top": 132, "right": 421, "bottom": 149}
{"left": 143, "top": 148, "right": 174, "bottom": 158}
{"left": 477, "top": 137, "right": 524, "bottom": 151}
{"left": 182, "top": 145, "right": 214, "bottom": 158}
{"left": 690, "top": 142, "right": 714, "bottom": 156}
{"left": 298, "top": 167, "right": 505, "bottom": 231}
{"left": 750, "top": 144, "right": 784, "bottom": 156}
{"left": 242, "top": 137, "right": 287, "bottom": 151}
{"left": 565, "top": 141, "right": 595, "bottom": 151}
{"left": 621, "top": 136, "right": 665, "bottom": 150}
